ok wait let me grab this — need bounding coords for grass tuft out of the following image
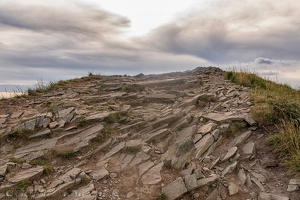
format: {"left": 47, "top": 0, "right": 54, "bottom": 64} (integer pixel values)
{"left": 43, "top": 165, "right": 54, "bottom": 175}
{"left": 225, "top": 121, "right": 247, "bottom": 137}
{"left": 155, "top": 193, "right": 167, "bottom": 200}
{"left": 5, "top": 129, "right": 35, "bottom": 140}
{"left": 52, "top": 149, "right": 76, "bottom": 160}
{"left": 9, "top": 157, "right": 23, "bottom": 164}
{"left": 123, "top": 84, "right": 145, "bottom": 93}
{"left": 105, "top": 113, "right": 122, "bottom": 124}
{"left": 17, "top": 180, "right": 30, "bottom": 190}
{"left": 124, "top": 146, "right": 142, "bottom": 154}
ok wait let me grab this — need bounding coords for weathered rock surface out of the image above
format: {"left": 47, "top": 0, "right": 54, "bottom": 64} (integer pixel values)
{"left": 140, "top": 162, "right": 163, "bottom": 185}
{"left": 0, "top": 67, "right": 297, "bottom": 199}
{"left": 162, "top": 177, "right": 187, "bottom": 200}
{"left": 8, "top": 166, "right": 44, "bottom": 183}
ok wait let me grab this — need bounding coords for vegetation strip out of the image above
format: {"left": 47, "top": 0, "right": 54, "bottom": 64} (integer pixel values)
{"left": 226, "top": 70, "right": 300, "bottom": 173}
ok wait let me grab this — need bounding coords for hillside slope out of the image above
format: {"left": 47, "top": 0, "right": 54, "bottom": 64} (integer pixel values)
{"left": 0, "top": 67, "right": 298, "bottom": 200}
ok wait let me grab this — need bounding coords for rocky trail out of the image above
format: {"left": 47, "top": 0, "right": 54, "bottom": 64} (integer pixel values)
{"left": 0, "top": 67, "right": 299, "bottom": 200}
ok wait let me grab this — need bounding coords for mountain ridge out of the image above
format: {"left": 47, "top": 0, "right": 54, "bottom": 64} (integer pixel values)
{"left": 0, "top": 67, "right": 298, "bottom": 200}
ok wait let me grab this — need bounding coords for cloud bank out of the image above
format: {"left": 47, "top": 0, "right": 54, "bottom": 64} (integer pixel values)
{"left": 0, "top": 0, "right": 299, "bottom": 90}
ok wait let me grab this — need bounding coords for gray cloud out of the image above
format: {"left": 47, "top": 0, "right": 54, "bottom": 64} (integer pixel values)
{"left": 142, "top": 0, "right": 300, "bottom": 63}
{"left": 254, "top": 58, "right": 273, "bottom": 65}
{"left": 0, "top": 0, "right": 299, "bottom": 91}
{"left": 0, "top": 2, "right": 130, "bottom": 36}
{"left": 237, "top": 58, "right": 300, "bottom": 88}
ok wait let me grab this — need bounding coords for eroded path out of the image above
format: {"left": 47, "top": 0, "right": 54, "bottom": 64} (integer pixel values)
{"left": 0, "top": 67, "right": 298, "bottom": 200}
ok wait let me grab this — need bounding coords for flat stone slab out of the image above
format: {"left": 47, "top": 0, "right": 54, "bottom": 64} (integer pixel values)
{"left": 129, "top": 151, "right": 150, "bottom": 167}
{"left": 58, "top": 107, "right": 75, "bottom": 119}
{"left": 141, "top": 162, "right": 163, "bottom": 185}
{"left": 197, "top": 175, "right": 218, "bottom": 187}
{"left": 193, "top": 134, "right": 202, "bottom": 144}
{"left": 176, "top": 125, "right": 196, "bottom": 143}
{"left": 120, "top": 154, "right": 135, "bottom": 169}
{"left": 90, "top": 168, "right": 109, "bottom": 181}
{"left": 238, "top": 169, "right": 247, "bottom": 185}
{"left": 0, "top": 165, "right": 7, "bottom": 176}
{"left": 206, "top": 188, "right": 218, "bottom": 200}
{"left": 230, "top": 131, "right": 251, "bottom": 147}
{"left": 221, "top": 161, "right": 238, "bottom": 177}
{"left": 252, "top": 177, "right": 266, "bottom": 191}
{"left": 162, "top": 177, "right": 187, "bottom": 200}
{"left": 203, "top": 112, "right": 245, "bottom": 123}
{"left": 8, "top": 166, "right": 44, "bottom": 183}
{"left": 287, "top": 184, "right": 299, "bottom": 192}
{"left": 14, "top": 138, "right": 58, "bottom": 159}
{"left": 62, "top": 182, "right": 96, "bottom": 200}
{"left": 228, "top": 183, "right": 239, "bottom": 196}
{"left": 145, "top": 94, "right": 176, "bottom": 103}
{"left": 197, "top": 122, "right": 217, "bottom": 135}
{"left": 184, "top": 174, "right": 198, "bottom": 191}
{"left": 180, "top": 94, "right": 205, "bottom": 107}
{"left": 10, "top": 111, "right": 24, "bottom": 119}
{"left": 258, "top": 192, "right": 289, "bottom": 200}
{"left": 29, "top": 129, "right": 51, "bottom": 138}
{"left": 289, "top": 179, "right": 300, "bottom": 185}
{"left": 77, "top": 124, "right": 104, "bottom": 140}
{"left": 144, "top": 128, "right": 170, "bottom": 143}
{"left": 0, "top": 118, "right": 6, "bottom": 125}
{"left": 195, "top": 134, "right": 214, "bottom": 159}
{"left": 242, "top": 142, "right": 255, "bottom": 156}
{"left": 221, "top": 146, "right": 237, "bottom": 162}
{"left": 59, "top": 168, "right": 82, "bottom": 183}
{"left": 244, "top": 115, "right": 258, "bottom": 126}
{"left": 55, "top": 124, "right": 104, "bottom": 151}
{"left": 102, "top": 142, "right": 126, "bottom": 160}
{"left": 251, "top": 171, "right": 266, "bottom": 183}
{"left": 138, "top": 160, "right": 154, "bottom": 177}
{"left": 85, "top": 111, "right": 114, "bottom": 121}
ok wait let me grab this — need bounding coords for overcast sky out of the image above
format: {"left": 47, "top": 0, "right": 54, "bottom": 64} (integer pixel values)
{"left": 0, "top": 0, "right": 299, "bottom": 91}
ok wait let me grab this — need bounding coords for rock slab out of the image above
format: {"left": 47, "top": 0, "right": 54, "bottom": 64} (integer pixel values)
{"left": 162, "top": 177, "right": 187, "bottom": 200}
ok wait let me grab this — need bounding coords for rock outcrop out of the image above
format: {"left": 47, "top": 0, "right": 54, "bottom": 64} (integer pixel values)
{"left": 0, "top": 67, "right": 297, "bottom": 199}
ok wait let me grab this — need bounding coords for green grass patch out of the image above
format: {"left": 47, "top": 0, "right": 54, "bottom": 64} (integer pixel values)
{"left": 17, "top": 180, "right": 30, "bottom": 190}
{"left": 77, "top": 118, "right": 94, "bottom": 127}
{"left": 105, "top": 113, "right": 122, "bottom": 124}
{"left": 155, "top": 193, "right": 167, "bottom": 200}
{"left": 226, "top": 70, "right": 300, "bottom": 174}
{"left": 225, "top": 121, "right": 247, "bottom": 137}
{"left": 29, "top": 157, "right": 54, "bottom": 174}
{"left": 5, "top": 129, "right": 35, "bottom": 140}
{"left": 9, "top": 157, "right": 23, "bottom": 164}
{"left": 124, "top": 146, "right": 142, "bottom": 154}
{"left": 29, "top": 157, "right": 48, "bottom": 166}
{"left": 93, "top": 124, "right": 113, "bottom": 144}
{"left": 225, "top": 70, "right": 300, "bottom": 126}
{"left": 52, "top": 149, "right": 76, "bottom": 160}
{"left": 57, "top": 150, "right": 76, "bottom": 160}
{"left": 123, "top": 84, "right": 145, "bottom": 93}
{"left": 267, "top": 121, "right": 300, "bottom": 157}
{"left": 43, "top": 165, "right": 54, "bottom": 175}
{"left": 27, "top": 79, "right": 75, "bottom": 96}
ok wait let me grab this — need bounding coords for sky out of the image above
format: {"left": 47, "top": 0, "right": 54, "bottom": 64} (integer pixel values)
{"left": 0, "top": 0, "right": 300, "bottom": 91}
